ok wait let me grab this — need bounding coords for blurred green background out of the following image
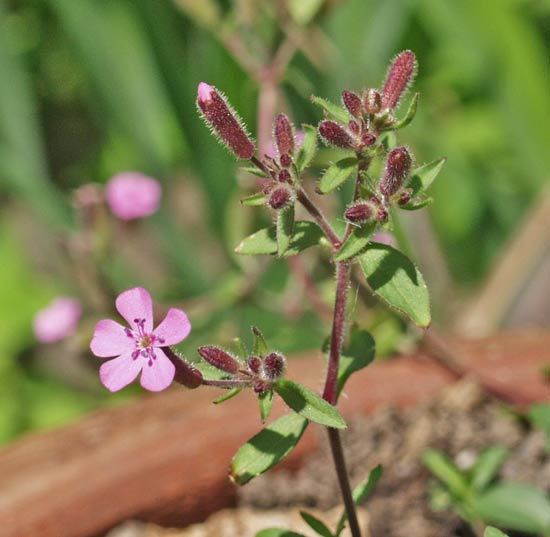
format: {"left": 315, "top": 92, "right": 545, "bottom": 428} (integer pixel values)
{"left": 1, "top": 0, "right": 549, "bottom": 443}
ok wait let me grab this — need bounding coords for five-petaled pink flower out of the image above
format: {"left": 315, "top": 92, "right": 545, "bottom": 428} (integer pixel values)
{"left": 90, "top": 287, "right": 191, "bottom": 392}
{"left": 105, "top": 172, "right": 162, "bottom": 221}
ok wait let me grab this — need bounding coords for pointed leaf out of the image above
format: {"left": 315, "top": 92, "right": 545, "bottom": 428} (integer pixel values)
{"left": 230, "top": 412, "right": 309, "bottom": 485}
{"left": 232, "top": 337, "right": 248, "bottom": 359}
{"left": 252, "top": 326, "right": 269, "bottom": 356}
{"left": 470, "top": 446, "right": 508, "bottom": 492}
{"left": 235, "top": 221, "right": 323, "bottom": 257}
{"left": 274, "top": 380, "right": 346, "bottom": 429}
{"left": 311, "top": 96, "right": 350, "bottom": 124}
{"left": 240, "top": 165, "right": 269, "bottom": 177}
{"left": 277, "top": 206, "right": 295, "bottom": 256}
{"left": 318, "top": 157, "right": 358, "bottom": 194}
{"left": 241, "top": 192, "right": 267, "bottom": 206}
{"left": 334, "top": 224, "right": 376, "bottom": 262}
{"left": 358, "top": 243, "right": 431, "bottom": 327}
{"left": 300, "top": 511, "right": 334, "bottom": 537}
{"left": 400, "top": 197, "right": 433, "bottom": 211}
{"left": 337, "top": 329, "right": 375, "bottom": 396}
{"left": 393, "top": 92, "right": 419, "bottom": 129}
{"left": 423, "top": 449, "right": 469, "bottom": 498}
{"left": 259, "top": 390, "right": 274, "bottom": 422}
{"left": 295, "top": 124, "right": 317, "bottom": 172}
{"left": 408, "top": 157, "right": 446, "bottom": 196}
{"left": 484, "top": 528, "right": 509, "bottom": 537}
{"left": 256, "top": 530, "right": 307, "bottom": 537}
{"left": 213, "top": 388, "right": 241, "bottom": 405}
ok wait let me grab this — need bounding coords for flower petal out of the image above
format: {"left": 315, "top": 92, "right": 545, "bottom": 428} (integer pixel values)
{"left": 99, "top": 353, "right": 142, "bottom": 392}
{"left": 140, "top": 349, "right": 175, "bottom": 392}
{"left": 90, "top": 319, "right": 134, "bottom": 358}
{"left": 153, "top": 308, "right": 191, "bottom": 346}
{"left": 115, "top": 287, "right": 154, "bottom": 332}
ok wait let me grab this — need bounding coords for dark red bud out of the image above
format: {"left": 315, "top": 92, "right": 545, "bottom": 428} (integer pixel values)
{"left": 197, "top": 346, "right": 239, "bottom": 374}
{"left": 381, "top": 50, "right": 417, "bottom": 109}
{"left": 348, "top": 120, "right": 361, "bottom": 135}
{"left": 379, "top": 146, "right": 413, "bottom": 198}
{"left": 163, "top": 347, "right": 203, "bottom": 389}
{"left": 377, "top": 206, "right": 389, "bottom": 222}
{"left": 197, "top": 82, "right": 255, "bottom": 160}
{"left": 274, "top": 114, "right": 295, "bottom": 155}
{"left": 263, "top": 352, "right": 286, "bottom": 380}
{"left": 253, "top": 380, "right": 269, "bottom": 394}
{"left": 360, "top": 132, "right": 377, "bottom": 147}
{"left": 342, "top": 90, "right": 363, "bottom": 118}
{"left": 280, "top": 153, "right": 292, "bottom": 168}
{"left": 277, "top": 169, "right": 291, "bottom": 183}
{"left": 344, "top": 201, "right": 375, "bottom": 224}
{"left": 268, "top": 185, "right": 293, "bottom": 210}
{"left": 398, "top": 190, "right": 412, "bottom": 205}
{"left": 364, "top": 89, "right": 382, "bottom": 114}
{"left": 318, "top": 121, "right": 355, "bottom": 150}
{"left": 247, "top": 356, "right": 262, "bottom": 374}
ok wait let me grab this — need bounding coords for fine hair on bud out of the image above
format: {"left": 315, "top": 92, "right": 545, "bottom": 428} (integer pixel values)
{"left": 196, "top": 82, "right": 255, "bottom": 160}
{"left": 247, "top": 356, "right": 262, "bottom": 374}
{"left": 274, "top": 114, "right": 295, "bottom": 156}
{"left": 342, "top": 90, "right": 362, "bottom": 118}
{"left": 381, "top": 50, "right": 417, "bottom": 110}
{"left": 263, "top": 352, "right": 286, "bottom": 380}
{"left": 344, "top": 200, "right": 376, "bottom": 225}
{"left": 318, "top": 121, "right": 355, "bottom": 150}
{"left": 379, "top": 146, "right": 413, "bottom": 198}
{"left": 268, "top": 185, "right": 294, "bottom": 210}
{"left": 164, "top": 347, "right": 203, "bottom": 389}
{"left": 197, "top": 345, "right": 240, "bottom": 374}
{"left": 364, "top": 89, "right": 382, "bottom": 115}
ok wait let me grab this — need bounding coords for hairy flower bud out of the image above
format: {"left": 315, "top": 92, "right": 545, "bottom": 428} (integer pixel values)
{"left": 364, "top": 89, "right": 382, "bottom": 115}
{"left": 164, "top": 347, "right": 203, "bottom": 389}
{"left": 197, "top": 346, "right": 240, "bottom": 374}
{"left": 263, "top": 352, "right": 286, "bottom": 380}
{"left": 360, "top": 132, "right": 377, "bottom": 148}
{"left": 344, "top": 201, "right": 376, "bottom": 224}
{"left": 247, "top": 356, "right": 262, "bottom": 374}
{"left": 342, "top": 90, "right": 362, "bottom": 118}
{"left": 253, "top": 380, "right": 268, "bottom": 394}
{"left": 197, "top": 82, "right": 255, "bottom": 160}
{"left": 348, "top": 120, "right": 361, "bottom": 135}
{"left": 274, "top": 114, "right": 295, "bottom": 156}
{"left": 318, "top": 121, "right": 355, "bottom": 150}
{"left": 381, "top": 50, "right": 417, "bottom": 110}
{"left": 280, "top": 153, "right": 292, "bottom": 168}
{"left": 379, "top": 146, "right": 413, "bottom": 197}
{"left": 398, "top": 190, "right": 412, "bottom": 205}
{"left": 268, "top": 185, "right": 293, "bottom": 210}
{"left": 277, "top": 169, "right": 291, "bottom": 183}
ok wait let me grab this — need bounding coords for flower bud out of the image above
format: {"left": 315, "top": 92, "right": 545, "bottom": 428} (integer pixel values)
{"left": 364, "top": 89, "right": 382, "bottom": 115}
{"left": 277, "top": 169, "right": 291, "bottom": 183}
{"left": 280, "top": 153, "right": 292, "bottom": 168}
{"left": 360, "top": 132, "right": 377, "bottom": 148}
{"left": 398, "top": 190, "right": 412, "bottom": 205}
{"left": 268, "top": 185, "right": 293, "bottom": 210}
{"left": 348, "top": 120, "right": 361, "bottom": 135}
{"left": 342, "top": 90, "right": 362, "bottom": 118}
{"left": 377, "top": 206, "right": 389, "bottom": 222}
{"left": 197, "top": 82, "right": 255, "bottom": 160}
{"left": 381, "top": 50, "right": 417, "bottom": 110}
{"left": 163, "top": 347, "right": 203, "bottom": 389}
{"left": 274, "top": 114, "right": 295, "bottom": 156}
{"left": 197, "top": 346, "right": 240, "bottom": 374}
{"left": 247, "top": 356, "right": 262, "bottom": 374}
{"left": 379, "top": 146, "right": 413, "bottom": 198}
{"left": 263, "top": 352, "right": 286, "bottom": 380}
{"left": 344, "top": 201, "right": 375, "bottom": 224}
{"left": 318, "top": 121, "right": 355, "bottom": 150}
{"left": 253, "top": 380, "right": 268, "bottom": 394}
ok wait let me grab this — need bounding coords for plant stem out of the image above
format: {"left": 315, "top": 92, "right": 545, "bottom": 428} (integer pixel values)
{"left": 201, "top": 378, "right": 253, "bottom": 389}
{"left": 297, "top": 188, "right": 341, "bottom": 248}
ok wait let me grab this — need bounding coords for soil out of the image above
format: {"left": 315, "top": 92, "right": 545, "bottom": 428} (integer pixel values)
{"left": 239, "top": 379, "right": 550, "bottom": 537}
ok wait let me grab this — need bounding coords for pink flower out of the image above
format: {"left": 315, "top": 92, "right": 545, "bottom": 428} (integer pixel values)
{"left": 373, "top": 231, "right": 397, "bottom": 247}
{"left": 105, "top": 172, "right": 162, "bottom": 221}
{"left": 90, "top": 287, "right": 191, "bottom": 392}
{"left": 34, "top": 297, "right": 82, "bottom": 343}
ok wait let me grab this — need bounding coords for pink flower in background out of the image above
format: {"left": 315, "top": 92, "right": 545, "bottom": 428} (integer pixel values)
{"left": 90, "top": 287, "right": 191, "bottom": 392}
{"left": 34, "top": 297, "right": 82, "bottom": 343}
{"left": 105, "top": 172, "right": 162, "bottom": 221}
{"left": 372, "top": 231, "right": 397, "bottom": 247}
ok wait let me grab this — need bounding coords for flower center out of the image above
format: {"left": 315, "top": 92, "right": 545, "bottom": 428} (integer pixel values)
{"left": 125, "top": 318, "right": 165, "bottom": 367}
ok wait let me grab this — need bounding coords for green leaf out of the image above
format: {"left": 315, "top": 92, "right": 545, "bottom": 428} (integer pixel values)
{"left": 241, "top": 192, "right": 267, "bottom": 206}
{"left": 310, "top": 96, "right": 350, "bottom": 124}
{"left": 295, "top": 124, "right": 318, "bottom": 172}
{"left": 408, "top": 157, "right": 447, "bottom": 197}
{"left": 334, "top": 224, "right": 376, "bottom": 262}
{"left": 232, "top": 337, "right": 248, "bottom": 359}
{"left": 256, "top": 530, "right": 307, "bottom": 537}
{"left": 235, "top": 221, "right": 323, "bottom": 257}
{"left": 393, "top": 92, "right": 419, "bottom": 129}
{"left": 300, "top": 511, "right": 334, "bottom": 537}
{"left": 318, "top": 157, "right": 358, "bottom": 194}
{"left": 484, "top": 527, "right": 509, "bottom": 537}
{"left": 274, "top": 380, "right": 346, "bottom": 429}
{"left": 259, "top": 390, "right": 274, "bottom": 422}
{"left": 213, "top": 388, "right": 241, "bottom": 405}
{"left": 529, "top": 403, "right": 550, "bottom": 450}
{"left": 277, "top": 206, "right": 295, "bottom": 256}
{"left": 230, "top": 412, "right": 309, "bottom": 485}
{"left": 358, "top": 243, "right": 431, "bottom": 327}
{"left": 476, "top": 482, "right": 550, "bottom": 535}
{"left": 337, "top": 329, "right": 375, "bottom": 396}
{"left": 423, "top": 449, "right": 470, "bottom": 499}
{"left": 336, "top": 465, "right": 383, "bottom": 536}
{"left": 399, "top": 197, "right": 433, "bottom": 211}
{"left": 287, "top": 0, "right": 324, "bottom": 25}
{"left": 252, "top": 326, "right": 269, "bottom": 356}
{"left": 470, "top": 446, "right": 508, "bottom": 492}
{"left": 241, "top": 165, "right": 268, "bottom": 177}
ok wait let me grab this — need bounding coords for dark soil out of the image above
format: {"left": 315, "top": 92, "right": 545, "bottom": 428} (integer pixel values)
{"left": 239, "top": 380, "right": 550, "bottom": 537}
